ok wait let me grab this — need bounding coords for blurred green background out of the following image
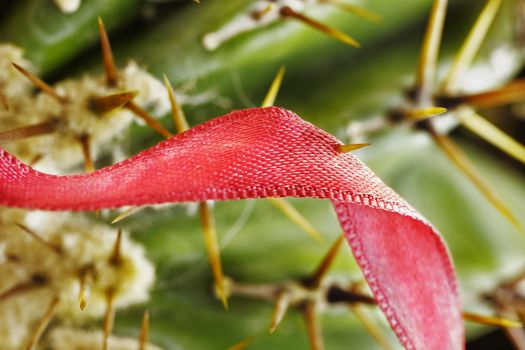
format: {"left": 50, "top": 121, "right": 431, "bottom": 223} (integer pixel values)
{"left": 1, "top": 0, "right": 525, "bottom": 349}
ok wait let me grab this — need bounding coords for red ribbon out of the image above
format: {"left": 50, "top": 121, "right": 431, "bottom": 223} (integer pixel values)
{"left": 0, "top": 106, "right": 463, "bottom": 349}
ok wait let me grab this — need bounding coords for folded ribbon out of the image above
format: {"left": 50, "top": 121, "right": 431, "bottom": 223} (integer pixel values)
{"left": 0, "top": 106, "right": 463, "bottom": 349}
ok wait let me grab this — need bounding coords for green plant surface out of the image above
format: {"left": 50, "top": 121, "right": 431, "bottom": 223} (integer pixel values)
{"left": 112, "top": 198, "right": 398, "bottom": 349}
{"left": 0, "top": 0, "right": 141, "bottom": 75}
{"left": 1, "top": 1, "right": 524, "bottom": 348}
{"left": 278, "top": 0, "right": 521, "bottom": 133}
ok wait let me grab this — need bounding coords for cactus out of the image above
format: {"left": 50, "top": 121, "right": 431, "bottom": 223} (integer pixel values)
{"left": 1, "top": 0, "right": 525, "bottom": 349}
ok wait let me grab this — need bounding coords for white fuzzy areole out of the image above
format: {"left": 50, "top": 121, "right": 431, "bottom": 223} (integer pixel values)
{"left": 0, "top": 209, "right": 155, "bottom": 350}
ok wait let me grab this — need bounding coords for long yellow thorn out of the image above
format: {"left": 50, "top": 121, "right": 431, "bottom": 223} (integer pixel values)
{"left": 15, "top": 223, "right": 63, "bottom": 256}
{"left": 261, "top": 66, "right": 286, "bottom": 108}
{"left": 261, "top": 67, "right": 324, "bottom": 243}
{"left": 310, "top": 234, "right": 345, "bottom": 288}
{"left": 111, "top": 78, "right": 226, "bottom": 310}
{"left": 338, "top": 143, "right": 370, "bottom": 153}
{"left": 126, "top": 101, "right": 174, "bottom": 138}
{"left": 269, "top": 291, "right": 292, "bottom": 333}
{"left": 164, "top": 75, "right": 189, "bottom": 133}
{"left": 200, "top": 202, "right": 228, "bottom": 309}
{"left": 102, "top": 289, "right": 116, "bottom": 350}
{"left": 25, "top": 296, "right": 59, "bottom": 350}
{"left": 458, "top": 109, "right": 525, "bottom": 166}
{"left": 89, "top": 91, "right": 137, "bottom": 115}
{"left": 12, "top": 63, "right": 67, "bottom": 104}
{"left": 464, "top": 311, "right": 522, "bottom": 328}
{"left": 415, "top": 0, "right": 448, "bottom": 105}
{"left": 139, "top": 310, "right": 150, "bottom": 350}
{"left": 0, "top": 120, "right": 59, "bottom": 143}
{"left": 111, "top": 206, "right": 144, "bottom": 224}
{"left": 442, "top": 0, "right": 502, "bottom": 94}
{"left": 109, "top": 229, "right": 123, "bottom": 266}
{"left": 98, "top": 17, "right": 118, "bottom": 87}
{"left": 459, "top": 79, "right": 525, "bottom": 108}
{"left": 303, "top": 302, "right": 325, "bottom": 350}
{"left": 268, "top": 198, "right": 324, "bottom": 243}
{"left": 431, "top": 131, "right": 523, "bottom": 233}
{"left": 226, "top": 335, "right": 256, "bottom": 350}
{"left": 280, "top": 6, "right": 360, "bottom": 48}
{"left": 0, "top": 277, "right": 47, "bottom": 301}
{"left": 319, "top": 0, "right": 382, "bottom": 23}
{"left": 405, "top": 107, "right": 447, "bottom": 120}
{"left": 165, "top": 78, "right": 227, "bottom": 308}
{"left": 79, "top": 134, "right": 96, "bottom": 173}
{"left": 350, "top": 303, "right": 396, "bottom": 350}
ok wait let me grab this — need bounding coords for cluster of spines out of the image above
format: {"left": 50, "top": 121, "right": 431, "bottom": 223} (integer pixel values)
{"left": 3, "top": 0, "right": 525, "bottom": 348}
